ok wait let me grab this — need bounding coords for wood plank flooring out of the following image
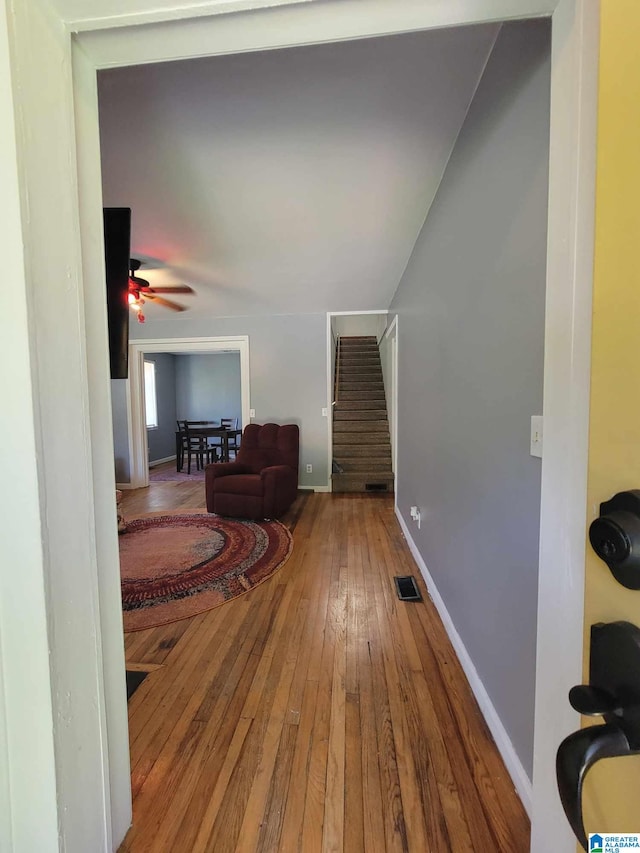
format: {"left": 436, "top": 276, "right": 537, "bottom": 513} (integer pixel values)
{"left": 118, "top": 477, "right": 529, "bottom": 852}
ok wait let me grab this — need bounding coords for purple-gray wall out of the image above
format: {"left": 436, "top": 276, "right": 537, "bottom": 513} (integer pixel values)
{"left": 145, "top": 352, "right": 177, "bottom": 463}
{"left": 389, "top": 20, "right": 551, "bottom": 777}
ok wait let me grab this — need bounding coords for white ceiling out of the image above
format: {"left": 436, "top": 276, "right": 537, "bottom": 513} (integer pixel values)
{"left": 98, "top": 25, "right": 497, "bottom": 319}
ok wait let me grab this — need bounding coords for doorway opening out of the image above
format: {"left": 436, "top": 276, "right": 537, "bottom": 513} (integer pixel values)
{"left": 53, "top": 5, "right": 589, "bottom": 844}
{"left": 125, "top": 337, "right": 250, "bottom": 489}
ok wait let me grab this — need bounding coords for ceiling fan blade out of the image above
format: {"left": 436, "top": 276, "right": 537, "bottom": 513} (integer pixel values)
{"left": 144, "top": 293, "right": 186, "bottom": 312}
{"left": 139, "top": 285, "right": 194, "bottom": 294}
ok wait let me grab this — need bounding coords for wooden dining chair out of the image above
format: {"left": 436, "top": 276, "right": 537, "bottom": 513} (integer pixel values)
{"left": 180, "top": 421, "right": 216, "bottom": 474}
{"left": 220, "top": 417, "right": 240, "bottom": 459}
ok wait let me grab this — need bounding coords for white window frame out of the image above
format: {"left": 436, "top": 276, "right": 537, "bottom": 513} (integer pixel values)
{"left": 143, "top": 360, "right": 158, "bottom": 429}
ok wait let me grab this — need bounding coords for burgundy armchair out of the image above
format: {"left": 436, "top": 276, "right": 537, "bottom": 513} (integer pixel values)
{"left": 205, "top": 423, "right": 299, "bottom": 519}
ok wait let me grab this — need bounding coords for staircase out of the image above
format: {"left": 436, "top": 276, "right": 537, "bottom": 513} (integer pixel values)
{"left": 332, "top": 336, "right": 394, "bottom": 494}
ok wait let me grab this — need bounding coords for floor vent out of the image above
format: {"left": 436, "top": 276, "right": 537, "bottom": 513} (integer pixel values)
{"left": 365, "top": 482, "right": 388, "bottom": 492}
{"left": 394, "top": 575, "right": 422, "bottom": 602}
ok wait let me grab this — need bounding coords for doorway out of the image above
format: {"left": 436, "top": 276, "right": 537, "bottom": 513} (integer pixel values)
{"left": 127, "top": 337, "right": 250, "bottom": 489}
{"left": 326, "top": 311, "right": 389, "bottom": 490}
{"left": 0, "top": 2, "right": 595, "bottom": 849}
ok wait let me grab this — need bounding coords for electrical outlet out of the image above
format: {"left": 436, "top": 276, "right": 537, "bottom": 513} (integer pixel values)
{"left": 306, "top": 464, "right": 313, "bottom": 473}
{"left": 530, "top": 415, "right": 543, "bottom": 458}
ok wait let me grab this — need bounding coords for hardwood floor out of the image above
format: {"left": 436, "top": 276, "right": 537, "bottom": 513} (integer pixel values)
{"left": 118, "top": 478, "right": 529, "bottom": 852}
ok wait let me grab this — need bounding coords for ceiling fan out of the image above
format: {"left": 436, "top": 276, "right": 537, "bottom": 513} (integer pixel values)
{"left": 128, "top": 258, "right": 194, "bottom": 323}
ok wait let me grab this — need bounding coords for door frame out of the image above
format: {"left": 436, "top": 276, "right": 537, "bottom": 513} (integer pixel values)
{"left": 0, "top": 0, "right": 598, "bottom": 849}
{"left": 127, "top": 336, "right": 251, "bottom": 488}
{"left": 325, "top": 309, "right": 389, "bottom": 490}
{"left": 381, "top": 315, "right": 399, "bottom": 507}
{"left": 82, "top": 3, "right": 599, "bottom": 847}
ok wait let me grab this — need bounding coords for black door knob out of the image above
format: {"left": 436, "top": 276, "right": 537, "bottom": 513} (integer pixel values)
{"left": 589, "top": 491, "right": 640, "bottom": 589}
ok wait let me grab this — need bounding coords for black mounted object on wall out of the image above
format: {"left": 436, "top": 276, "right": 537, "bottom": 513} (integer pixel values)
{"left": 588, "top": 489, "right": 640, "bottom": 589}
{"left": 556, "top": 621, "right": 640, "bottom": 849}
{"left": 103, "top": 207, "right": 131, "bottom": 379}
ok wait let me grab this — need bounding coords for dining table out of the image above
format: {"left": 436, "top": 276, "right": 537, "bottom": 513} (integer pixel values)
{"left": 175, "top": 425, "right": 242, "bottom": 470}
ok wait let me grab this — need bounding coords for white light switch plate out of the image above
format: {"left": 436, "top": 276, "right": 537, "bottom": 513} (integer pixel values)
{"left": 321, "top": 407, "right": 328, "bottom": 417}
{"left": 249, "top": 408, "right": 255, "bottom": 418}
{"left": 530, "top": 415, "right": 543, "bottom": 458}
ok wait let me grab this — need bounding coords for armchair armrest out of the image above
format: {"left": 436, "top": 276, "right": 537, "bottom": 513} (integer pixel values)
{"left": 205, "top": 461, "right": 251, "bottom": 513}
{"left": 260, "top": 465, "right": 298, "bottom": 517}
{"left": 260, "top": 465, "right": 297, "bottom": 483}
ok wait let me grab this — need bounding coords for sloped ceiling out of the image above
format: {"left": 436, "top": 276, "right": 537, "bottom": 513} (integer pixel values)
{"left": 98, "top": 25, "right": 498, "bottom": 319}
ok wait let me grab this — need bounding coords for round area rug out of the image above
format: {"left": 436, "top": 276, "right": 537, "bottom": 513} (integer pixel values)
{"left": 119, "top": 514, "right": 293, "bottom": 631}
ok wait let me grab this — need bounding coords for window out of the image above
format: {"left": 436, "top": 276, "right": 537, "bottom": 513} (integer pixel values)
{"left": 144, "top": 360, "right": 158, "bottom": 429}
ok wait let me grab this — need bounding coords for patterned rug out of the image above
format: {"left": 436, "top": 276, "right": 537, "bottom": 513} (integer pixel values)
{"left": 119, "top": 513, "right": 293, "bottom": 631}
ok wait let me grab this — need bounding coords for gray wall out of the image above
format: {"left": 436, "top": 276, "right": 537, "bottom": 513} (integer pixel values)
{"left": 145, "top": 353, "right": 177, "bottom": 464}
{"left": 389, "top": 20, "right": 550, "bottom": 777}
{"left": 111, "top": 379, "right": 129, "bottom": 483}
{"left": 332, "top": 314, "right": 387, "bottom": 340}
{"left": 131, "top": 313, "right": 328, "bottom": 488}
{"left": 175, "top": 353, "right": 241, "bottom": 426}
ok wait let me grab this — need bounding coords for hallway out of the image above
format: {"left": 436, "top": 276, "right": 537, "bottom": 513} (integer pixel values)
{"left": 118, "top": 489, "right": 529, "bottom": 851}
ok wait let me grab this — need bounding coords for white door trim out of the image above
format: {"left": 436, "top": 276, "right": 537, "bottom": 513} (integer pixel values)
{"left": 128, "top": 336, "right": 250, "bottom": 488}
{"left": 382, "top": 315, "right": 399, "bottom": 508}
{"left": 531, "top": 1, "right": 599, "bottom": 847}
{"left": 326, "top": 312, "right": 334, "bottom": 490}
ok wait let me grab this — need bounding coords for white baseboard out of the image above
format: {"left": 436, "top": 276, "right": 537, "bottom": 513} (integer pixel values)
{"left": 395, "top": 507, "right": 533, "bottom": 816}
{"left": 149, "top": 455, "right": 176, "bottom": 467}
{"left": 313, "top": 485, "right": 331, "bottom": 493}
{"left": 115, "top": 482, "right": 134, "bottom": 490}
{"left": 298, "top": 485, "right": 331, "bottom": 492}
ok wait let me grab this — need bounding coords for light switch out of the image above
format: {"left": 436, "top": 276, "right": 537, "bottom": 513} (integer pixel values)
{"left": 321, "top": 407, "right": 328, "bottom": 417}
{"left": 249, "top": 408, "right": 255, "bottom": 419}
{"left": 530, "top": 415, "right": 543, "bottom": 458}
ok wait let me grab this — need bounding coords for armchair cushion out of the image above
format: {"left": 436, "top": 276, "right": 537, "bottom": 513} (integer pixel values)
{"left": 207, "top": 461, "right": 251, "bottom": 480}
{"left": 215, "top": 474, "right": 263, "bottom": 497}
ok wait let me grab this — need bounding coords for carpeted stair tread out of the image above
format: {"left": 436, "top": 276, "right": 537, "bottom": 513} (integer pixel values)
{"left": 333, "top": 421, "right": 389, "bottom": 432}
{"left": 338, "top": 458, "right": 393, "bottom": 472}
{"left": 333, "top": 431, "right": 390, "bottom": 444}
{"left": 339, "top": 380, "right": 384, "bottom": 390}
{"left": 333, "top": 444, "right": 392, "bottom": 458}
{"left": 338, "top": 363, "right": 379, "bottom": 371}
{"left": 339, "top": 390, "right": 386, "bottom": 401}
{"left": 334, "top": 409, "right": 388, "bottom": 420}
{"left": 335, "top": 400, "right": 387, "bottom": 411}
